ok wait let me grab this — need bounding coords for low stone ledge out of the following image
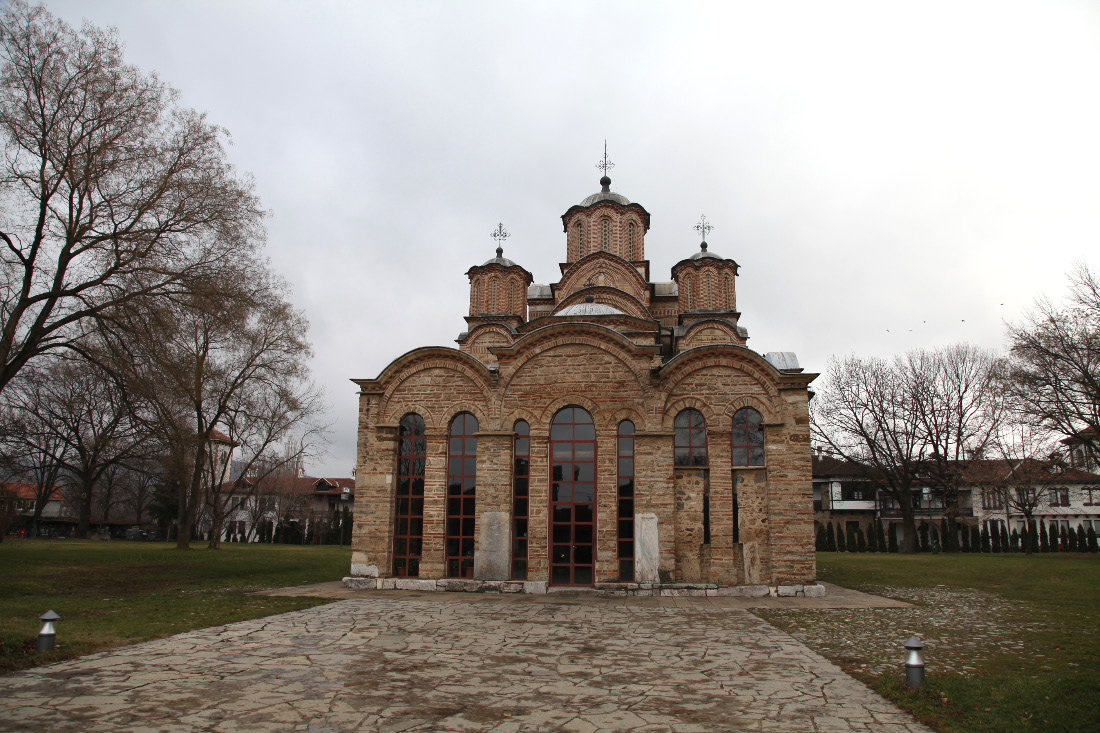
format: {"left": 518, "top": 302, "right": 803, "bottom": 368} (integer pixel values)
{"left": 339, "top": 577, "right": 827, "bottom": 598}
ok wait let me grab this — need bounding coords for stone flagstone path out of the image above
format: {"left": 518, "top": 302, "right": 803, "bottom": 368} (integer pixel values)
{"left": 0, "top": 593, "right": 931, "bottom": 732}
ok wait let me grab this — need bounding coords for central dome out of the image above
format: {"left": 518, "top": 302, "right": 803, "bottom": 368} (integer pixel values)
{"left": 556, "top": 302, "right": 624, "bottom": 317}
{"left": 579, "top": 175, "right": 630, "bottom": 207}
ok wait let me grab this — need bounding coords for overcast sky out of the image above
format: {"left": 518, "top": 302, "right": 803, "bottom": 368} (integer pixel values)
{"left": 36, "top": 1, "right": 1100, "bottom": 477}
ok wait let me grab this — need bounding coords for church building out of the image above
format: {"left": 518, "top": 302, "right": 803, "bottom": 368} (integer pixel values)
{"left": 346, "top": 161, "right": 820, "bottom": 595}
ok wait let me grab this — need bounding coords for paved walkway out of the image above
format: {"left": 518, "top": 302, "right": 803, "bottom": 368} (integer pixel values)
{"left": 0, "top": 593, "right": 930, "bottom": 732}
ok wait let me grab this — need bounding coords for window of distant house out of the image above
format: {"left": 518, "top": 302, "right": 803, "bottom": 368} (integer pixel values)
{"left": 617, "top": 421, "right": 635, "bottom": 581}
{"left": 393, "top": 413, "right": 426, "bottom": 577}
{"left": 511, "top": 420, "right": 530, "bottom": 580}
{"left": 674, "top": 408, "right": 707, "bottom": 467}
{"left": 731, "top": 408, "right": 764, "bottom": 466}
{"left": 1085, "top": 487, "right": 1098, "bottom": 506}
{"left": 1048, "top": 487, "right": 1070, "bottom": 507}
{"left": 446, "top": 412, "right": 478, "bottom": 578}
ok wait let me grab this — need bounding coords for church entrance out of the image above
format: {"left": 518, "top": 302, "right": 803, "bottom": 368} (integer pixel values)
{"left": 549, "top": 407, "right": 596, "bottom": 586}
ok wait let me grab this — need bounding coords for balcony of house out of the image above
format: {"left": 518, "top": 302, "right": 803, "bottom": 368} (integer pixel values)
{"left": 828, "top": 499, "right": 877, "bottom": 512}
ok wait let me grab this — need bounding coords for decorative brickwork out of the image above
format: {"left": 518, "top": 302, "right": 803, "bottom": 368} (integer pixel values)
{"left": 351, "top": 175, "right": 818, "bottom": 590}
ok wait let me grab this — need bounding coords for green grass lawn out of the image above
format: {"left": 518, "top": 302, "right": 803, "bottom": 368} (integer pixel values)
{"left": 0, "top": 540, "right": 350, "bottom": 674}
{"left": 763, "top": 553, "right": 1100, "bottom": 733}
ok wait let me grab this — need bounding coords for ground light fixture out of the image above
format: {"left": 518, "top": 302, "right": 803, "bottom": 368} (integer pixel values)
{"left": 904, "top": 635, "right": 925, "bottom": 689}
{"left": 38, "top": 610, "right": 60, "bottom": 652}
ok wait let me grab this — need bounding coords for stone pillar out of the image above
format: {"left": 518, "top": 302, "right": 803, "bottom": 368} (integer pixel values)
{"left": 736, "top": 466, "right": 770, "bottom": 585}
{"left": 419, "top": 430, "right": 448, "bottom": 579}
{"left": 596, "top": 430, "right": 618, "bottom": 582}
{"left": 351, "top": 392, "right": 396, "bottom": 578}
{"left": 526, "top": 428, "right": 550, "bottom": 582}
{"left": 474, "top": 432, "right": 512, "bottom": 580}
{"left": 707, "top": 431, "right": 743, "bottom": 584}
{"left": 635, "top": 431, "right": 675, "bottom": 582}
{"left": 673, "top": 468, "right": 706, "bottom": 582}
{"left": 634, "top": 513, "right": 659, "bottom": 582}
{"left": 766, "top": 390, "right": 816, "bottom": 584}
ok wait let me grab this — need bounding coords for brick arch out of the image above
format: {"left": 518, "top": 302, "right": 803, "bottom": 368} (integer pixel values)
{"left": 608, "top": 406, "right": 648, "bottom": 432}
{"left": 498, "top": 326, "right": 650, "bottom": 392}
{"left": 660, "top": 396, "right": 720, "bottom": 430}
{"left": 554, "top": 286, "right": 652, "bottom": 321}
{"left": 381, "top": 404, "right": 438, "bottom": 430}
{"left": 558, "top": 251, "right": 649, "bottom": 304}
{"left": 439, "top": 404, "right": 491, "bottom": 434}
{"left": 659, "top": 347, "right": 781, "bottom": 402}
{"left": 500, "top": 407, "right": 541, "bottom": 433}
{"left": 540, "top": 395, "right": 604, "bottom": 429}
{"left": 724, "top": 395, "right": 779, "bottom": 426}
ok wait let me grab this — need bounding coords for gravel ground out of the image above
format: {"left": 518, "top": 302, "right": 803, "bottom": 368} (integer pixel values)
{"left": 756, "top": 585, "right": 1063, "bottom": 679}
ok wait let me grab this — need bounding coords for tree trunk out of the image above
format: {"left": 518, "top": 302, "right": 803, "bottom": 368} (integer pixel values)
{"left": 76, "top": 478, "right": 94, "bottom": 539}
{"left": 898, "top": 501, "right": 919, "bottom": 553}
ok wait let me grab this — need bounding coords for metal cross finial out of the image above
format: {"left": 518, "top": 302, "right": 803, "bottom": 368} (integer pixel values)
{"left": 491, "top": 222, "right": 510, "bottom": 256}
{"left": 596, "top": 140, "right": 615, "bottom": 177}
{"left": 693, "top": 215, "right": 713, "bottom": 242}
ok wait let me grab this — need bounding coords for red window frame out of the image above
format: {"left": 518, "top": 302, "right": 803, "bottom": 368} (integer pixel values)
{"left": 511, "top": 420, "right": 530, "bottom": 580}
{"left": 732, "top": 407, "right": 765, "bottom": 466}
{"left": 446, "top": 412, "right": 478, "bottom": 578}
{"left": 393, "top": 413, "right": 426, "bottom": 577}
{"left": 674, "top": 408, "right": 708, "bottom": 467}
{"left": 549, "top": 407, "right": 596, "bottom": 587}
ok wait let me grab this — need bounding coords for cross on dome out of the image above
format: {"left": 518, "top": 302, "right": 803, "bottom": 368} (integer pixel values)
{"left": 693, "top": 214, "right": 713, "bottom": 246}
{"left": 491, "top": 222, "right": 510, "bottom": 256}
{"left": 596, "top": 140, "right": 615, "bottom": 178}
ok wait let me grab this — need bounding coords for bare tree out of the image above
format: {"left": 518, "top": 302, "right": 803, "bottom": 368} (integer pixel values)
{"left": 0, "top": 2, "right": 263, "bottom": 396}
{"left": 1009, "top": 262, "right": 1100, "bottom": 465}
{"left": 1, "top": 379, "right": 68, "bottom": 536}
{"left": 905, "top": 344, "right": 1006, "bottom": 550}
{"left": 811, "top": 355, "right": 925, "bottom": 552}
{"left": 111, "top": 266, "right": 326, "bottom": 549}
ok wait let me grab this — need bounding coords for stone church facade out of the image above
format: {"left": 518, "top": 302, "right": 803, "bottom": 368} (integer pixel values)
{"left": 346, "top": 171, "right": 819, "bottom": 595}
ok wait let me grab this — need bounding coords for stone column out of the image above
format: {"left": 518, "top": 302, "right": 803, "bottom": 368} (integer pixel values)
{"left": 596, "top": 430, "right": 618, "bottom": 582}
{"left": 351, "top": 391, "right": 396, "bottom": 578}
{"left": 526, "top": 428, "right": 550, "bottom": 582}
{"left": 474, "top": 431, "right": 512, "bottom": 580}
{"left": 419, "top": 430, "right": 448, "bottom": 579}
{"left": 766, "top": 390, "right": 816, "bottom": 584}
{"left": 635, "top": 430, "right": 675, "bottom": 582}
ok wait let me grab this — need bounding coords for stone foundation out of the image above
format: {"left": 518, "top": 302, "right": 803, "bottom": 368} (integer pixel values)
{"left": 342, "top": 576, "right": 825, "bottom": 597}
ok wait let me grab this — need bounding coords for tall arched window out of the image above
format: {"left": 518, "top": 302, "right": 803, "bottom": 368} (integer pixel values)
{"left": 724, "top": 273, "right": 733, "bottom": 310}
{"left": 627, "top": 222, "right": 636, "bottom": 260}
{"left": 446, "top": 412, "right": 479, "bottom": 578}
{"left": 732, "top": 408, "right": 765, "bottom": 466}
{"left": 706, "top": 271, "right": 714, "bottom": 309}
{"left": 511, "top": 420, "right": 530, "bottom": 580}
{"left": 549, "top": 407, "right": 596, "bottom": 586}
{"left": 576, "top": 223, "right": 585, "bottom": 257}
{"left": 509, "top": 280, "right": 516, "bottom": 314}
{"left": 394, "top": 413, "right": 426, "bottom": 577}
{"left": 682, "top": 278, "right": 692, "bottom": 310}
{"left": 600, "top": 218, "right": 610, "bottom": 251}
{"left": 674, "top": 408, "right": 707, "bottom": 467}
{"left": 617, "top": 421, "right": 635, "bottom": 581}
{"left": 491, "top": 279, "right": 498, "bottom": 313}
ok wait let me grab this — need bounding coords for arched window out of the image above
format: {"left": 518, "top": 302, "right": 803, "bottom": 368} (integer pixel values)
{"left": 724, "top": 273, "right": 733, "bottom": 310}
{"left": 446, "top": 412, "right": 479, "bottom": 578}
{"left": 491, "top": 279, "right": 498, "bottom": 313}
{"left": 394, "top": 413, "right": 426, "bottom": 577}
{"left": 682, "top": 278, "right": 692, "bottom": 310}
{"left": 674, "top": 408, "right": 707, "bottom": 467}
{"left": 511, "top": 420, "right": 530, "bottom": 580}
{"left": 576, "top": 223, "right": 585, "bottom": 257}
{"left": 600, "top": 218, "right": 610, "bottom": 251}
{"left": 617, "top": 421, "right": 635, "bottom": 581}
{"left": 732, "top": 408, "right": 765, "bottom": 466}
{"left": 706, "top": 271, "right": 714, "bottom": 309}
{"left": 509, "top": 280, "right": 516, "bottom": 314}
{"left": 627, "top": 222, "right": 636, "bottom": 260}
{"left": 549, "top": 407, "right": 596, "bottom": 586}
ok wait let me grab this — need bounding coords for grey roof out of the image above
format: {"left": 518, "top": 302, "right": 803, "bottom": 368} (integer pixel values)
{"left": 764, "top": 352, "right": 801, "bottom": 371}
{"left": 580, "top": 190, "right": 632, "bottom": 207}
{"left": 527, "top": 284, "right": 553, "bottom": 298}
{"left": 653, "top": 281, "right": 678, "bottom": 296}
{"left": 688, "top": 242, "right": 723, "bottom": 260}
{"left": 481, "top": 254, "right": 518, "bottom": 267}
{"left": 556, "top": 302, "right": 624, "bottom": 317}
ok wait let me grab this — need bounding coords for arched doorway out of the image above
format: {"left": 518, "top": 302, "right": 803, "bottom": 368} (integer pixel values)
{"left": 549, "top": 407, "right": 596, "bottom": 586}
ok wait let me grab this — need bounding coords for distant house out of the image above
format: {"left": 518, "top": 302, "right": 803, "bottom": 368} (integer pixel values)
{"left": 812, "top": 453, "right": 1100, "bottom": 547}
{"left": 199, "top": 474, "right": 355, "bottom": 543}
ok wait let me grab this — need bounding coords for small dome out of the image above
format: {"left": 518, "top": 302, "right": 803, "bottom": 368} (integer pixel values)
{"left": 556, "top": 302, "right": 624, "bottom": 317}
{"left": 481, "top": 254, "right": 518, "bottom": 267}
{"left": 689, "top": 241, "right": 722, "bottom": 260}
{"left": 580, "top": 175, "right": 630, "bottom": 207}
